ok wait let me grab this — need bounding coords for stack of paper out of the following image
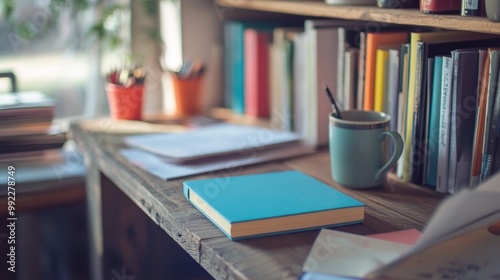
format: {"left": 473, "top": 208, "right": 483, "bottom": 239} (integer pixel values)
{"left": 121, "top": 123, "right": 315, "bottom": 180}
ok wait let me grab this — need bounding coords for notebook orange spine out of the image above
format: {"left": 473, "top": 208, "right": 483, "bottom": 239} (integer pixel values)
{"left": 363, "top": 32, "right": 410, "bottom": 111}
{"left": 471, "top": 52, "right": 490, "bottom": 183}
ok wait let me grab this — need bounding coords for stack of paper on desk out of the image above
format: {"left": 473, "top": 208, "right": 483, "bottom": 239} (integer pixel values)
{"left": 121, "top": 123, "right": 315, "bottom": 180}
{"left": 301, "top": 171, "right": 500, "bottom": 280}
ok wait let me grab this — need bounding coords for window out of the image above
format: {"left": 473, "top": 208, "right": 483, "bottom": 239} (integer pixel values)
{"left": 0, "top": 0, "right": 131, "bottom": 121}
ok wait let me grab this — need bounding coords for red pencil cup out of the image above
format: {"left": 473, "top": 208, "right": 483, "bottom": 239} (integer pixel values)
{"left": 172, "top": 76, "right": 203, "bottom": 117}
{"left": 106, "top": 83, "right": 144, "bottom": 120}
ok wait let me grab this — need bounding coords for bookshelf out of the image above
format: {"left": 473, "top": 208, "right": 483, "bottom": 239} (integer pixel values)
{"left": 218, "top": 0, "right": 500, "bottom": 190}
{"left": 217, "top": 0, "right": 500, "bottom": 34}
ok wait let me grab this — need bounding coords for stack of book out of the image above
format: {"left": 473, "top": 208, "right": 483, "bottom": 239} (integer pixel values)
{"left": 0, "top": 91, "right": 66, "bottom": 159}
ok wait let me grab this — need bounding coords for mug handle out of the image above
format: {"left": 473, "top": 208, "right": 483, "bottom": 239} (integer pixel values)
{"left": 375, "top": 131, "right": 404, "bottom": 181}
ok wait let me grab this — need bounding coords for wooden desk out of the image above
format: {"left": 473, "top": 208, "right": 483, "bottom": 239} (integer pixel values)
{"left": 71, "top": 120, "right": 445, "bottom": 280}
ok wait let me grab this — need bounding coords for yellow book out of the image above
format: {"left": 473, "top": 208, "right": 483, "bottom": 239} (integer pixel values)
{"left": 374, "top": 49, "right": 389, "bottom": 112}
{"left": 402, "top": 31, "right": 493, "bottom": 182}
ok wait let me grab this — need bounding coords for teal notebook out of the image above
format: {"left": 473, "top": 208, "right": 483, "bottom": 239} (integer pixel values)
{"left": 183, "top": 170, "right": 364, "bottom": 240}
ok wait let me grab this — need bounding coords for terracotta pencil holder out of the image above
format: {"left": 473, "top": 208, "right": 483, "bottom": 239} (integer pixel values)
{"left": 106, "top": 83, "right": 144, "bottom": 120}
{"left": 172, "top": 76, "right": 203, "bottom": 117}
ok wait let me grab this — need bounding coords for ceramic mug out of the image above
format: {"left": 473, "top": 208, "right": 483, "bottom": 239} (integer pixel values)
{"left": 486, "top": 0, "right": 500, "bottom": 22}
{"left": 329, "top": 110, "right": 404, "bottom": 189}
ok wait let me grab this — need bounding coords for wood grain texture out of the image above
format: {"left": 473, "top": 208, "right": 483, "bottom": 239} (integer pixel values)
{"left": 217, "top": 0, "right": 500, "bottom": 35}
{"left": 71, "top": 121, "right": 444, "bottom": 280}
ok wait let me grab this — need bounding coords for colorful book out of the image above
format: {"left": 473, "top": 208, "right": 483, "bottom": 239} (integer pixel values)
{"left": 387, "top": 48, "right": 400, "bottom": 132}
{"left": 470, "top": 50, "right": 490, "bottom": 187}
{"left": 410, "top": 37, "right": 500, "bottom": 185}
{"left": 270, "top": 27, "right": 302, "bottom": 131}
{"left": 481, "top": 49, "right": 500, "bottom": 180}
{"left": 402, "top": 31, "right": 491, "bottom": 182}
{"left": 183, "top": 170, "right": 365, "bottom": 240}
{"left": 337, "top": 26, "right": 364, "bottom": 110}
{"left": 426, "top": 56, "right": 443, "bottom": 187}
{"left": 420, "top": 0, "right": 461, "bottom": 14}
{"left": 374, "top": 48, "right": 389, "bottom": 112}
{"left": 244, "top": 28, "right": 272, "bottom": 118}
{"left": 224, "top": 21, "right": 302, "bottom": 114}
{"left": 436, "top": 56, "right": 453, "bottom": 193}
{"left": 448, "top": 49, "right": 480, "bottom": 193}
{"left": 363, "top": 32, "right": 409, "bottom": 111}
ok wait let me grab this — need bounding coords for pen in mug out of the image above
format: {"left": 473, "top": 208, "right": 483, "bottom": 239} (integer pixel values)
{"left": 324, "top": 84, "right": 343, "bottom": 119}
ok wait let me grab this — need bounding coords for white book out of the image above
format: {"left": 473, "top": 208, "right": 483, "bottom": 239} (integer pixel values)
{"left": 304, "top": 20, "right": 340, "bottom": 146}
{"left": 343, "top": 49, "right": 359, "bottom": 110}
{"left": 293, "top": 32, "right": 308, "bottom": 142}
{"left": 436, "top": 56, "right": 453, "bottom": 193}
{"left": 304, "top": 19, "right": 367, "bottom": 146}
{"left": 356, "top": 32, "right": 366, "bottom": 110}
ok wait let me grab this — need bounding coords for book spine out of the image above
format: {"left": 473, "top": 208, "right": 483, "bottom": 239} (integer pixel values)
{"left": 481, "top": 50, "right": 500, "bottom": 180}
{"left": 447, "top": 52, "right": 460, "bottom": 194}
{"left": 374, "top": 49, "right": 388, "bottom": 112}
{"left": 396, "top": 44, "right": 410, "bottom": 179}
{"left": 470, "top": 50, "right": 489, "bottom": 187}
{"left": 461, "top": 0, "right": 484, "bottom": 16}
{"left": 244, "top": 29, "right": 271, "bottom": 118}
{"left": 410, "top": 42, "right": 426, "bottom": 184}
{"left": 421, "top": 57, "right": 435, "bottom": 185}
{"left": 232, "top": 23, "right": 246, "bottom": 114}
{"left": 337, "top": 28, "right": 346, "bottom": 110}
{"left": 421, "top": 0, "right": 461, "bottom": 13}
{"left": 223, "top": 22, "right": 234, "bottom": 109}
{"left": 455, "top": 51, "right": 479, "bottom": 192}
{"left": 388, "top": 49, "right": 400, "bottom": 132}
{"left": 344, "top": 49, "right": 359, "bottom": 110}
{"left": 436, "top": 56, "right": 452, "bottom": 193}
{"left": 426, "top": 56, "right": 443, "bottom": 188}
{"left": 356, "top": 32, "right": 366, "bottom": 110}
{"left": 484, "top": 60, "right": 500, "bottom": 179}
{"left": 363, "top": 33, "right": 376, "bottom": 111}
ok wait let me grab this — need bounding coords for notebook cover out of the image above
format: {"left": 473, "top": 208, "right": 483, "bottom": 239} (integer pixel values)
{"left": 183, "top": 170, "right": 364, "bottom": 240}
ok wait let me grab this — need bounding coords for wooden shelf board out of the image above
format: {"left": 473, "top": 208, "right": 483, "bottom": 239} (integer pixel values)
{"left": 217, "top": 0, "right": 500, "bottom": 35}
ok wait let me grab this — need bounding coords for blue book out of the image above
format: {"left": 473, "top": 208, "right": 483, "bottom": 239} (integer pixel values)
{"left": 426, "top": 56, "right": 443, "bottom": 187}
{"left": 183, "top": 170, "right": 364, "bottom": 240}
{"left": 224, "top": 21, "right": 303, "bottom": 114}
{"left": 226, "top": 21, "right": 270, "bottom": 114}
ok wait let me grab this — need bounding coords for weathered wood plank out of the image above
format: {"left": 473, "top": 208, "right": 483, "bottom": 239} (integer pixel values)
{"left": 217, "top": 0, "right": 500, "bottom": 35}
{"left": 71, "top": 121, "right": 445, "bottom": 280}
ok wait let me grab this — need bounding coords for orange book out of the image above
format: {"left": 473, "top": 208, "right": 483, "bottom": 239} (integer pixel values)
{"left": 244, "top": 28, "right": 272, "bottom": 118}
{"left": 363, "top": 32, "right": 409, "bottom": 110}
{"left": 471, "top": 51, "right": 490, "bottom": 186}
